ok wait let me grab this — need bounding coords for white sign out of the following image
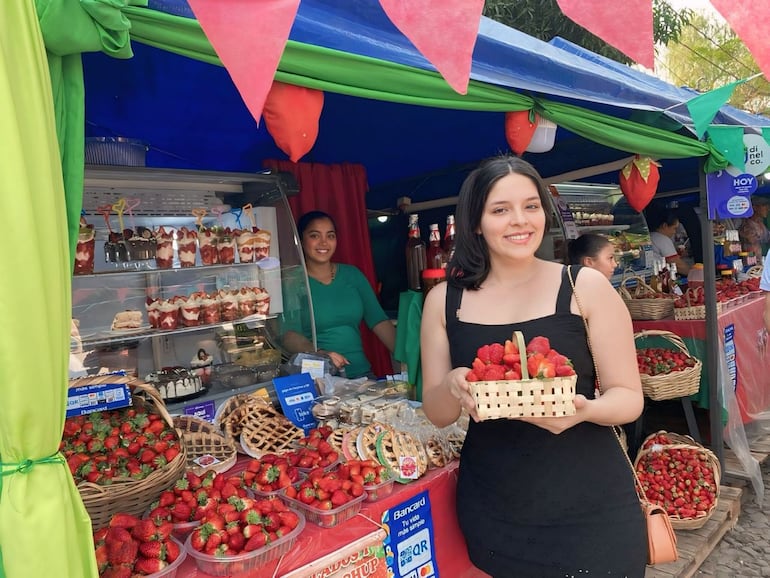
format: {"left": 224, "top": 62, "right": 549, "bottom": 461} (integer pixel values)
{"left": 726, "top": 133, "right": 770, "bottom": 177}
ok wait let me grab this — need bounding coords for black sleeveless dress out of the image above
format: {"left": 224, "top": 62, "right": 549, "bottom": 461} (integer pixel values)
{"left": 447, "top": 266, "right": 646, "bottom": 577}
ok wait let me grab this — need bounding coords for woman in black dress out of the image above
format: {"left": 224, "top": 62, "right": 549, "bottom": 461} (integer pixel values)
{"left": 420, "top": 156, "right": 646, "bottom": 577}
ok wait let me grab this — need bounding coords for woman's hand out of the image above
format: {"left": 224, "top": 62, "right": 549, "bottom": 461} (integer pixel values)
{"left": 446, "top": 367, "right": 480, "bottom": 422}
{"left": 323, "top": 350, "right": 350, "bottom": 371}
{"left": 517, "top": 394, "right": 588, "bottom": 434}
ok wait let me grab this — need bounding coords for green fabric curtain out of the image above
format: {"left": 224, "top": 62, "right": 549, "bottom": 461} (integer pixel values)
{"left": 124, "top": 7, "right": 729, "bottom": 174}
{"left": 0, "top": 2, "right": 97, "bottom": 577}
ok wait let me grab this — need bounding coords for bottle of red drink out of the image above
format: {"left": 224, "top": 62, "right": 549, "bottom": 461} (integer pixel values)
{"left": 443, "top": 214, "right": 456, "bottom": 267}
{"left": 405, "top": 214, "right": 427, "bottom": 291}
{"left": 426, "top": 223, "right": 446, "bottom": 270}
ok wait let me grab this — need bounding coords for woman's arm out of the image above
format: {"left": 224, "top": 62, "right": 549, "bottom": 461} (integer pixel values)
{"left": 764, "top": 292, "right": 770, "bottom": 333}
{"left": 371, "top": 319, "right": 396, "bottom": 353}
{"left": 420, "top": 283, "right": 477, "bottom": 427}
{"left": 282, "top": 330, "right": 350, "bottom": 369}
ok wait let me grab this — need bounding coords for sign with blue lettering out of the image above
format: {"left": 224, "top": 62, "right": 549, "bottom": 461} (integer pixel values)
{"left": 706, "top": 171, "right": 755, "bottom": 219}
{"left": 66, "top": 381, "right": 132, "bottom": 417}
{"left": 724, "top": 323, "right": 737, "bottom": 391}
{"left": 184, "top": 400, "right": 216, "bottom": 422}
{"left": 381, "top": 490, "right": 438, "bottom": 578}
{"left": 271, "top": 373, "right": 317, "bottom": 433}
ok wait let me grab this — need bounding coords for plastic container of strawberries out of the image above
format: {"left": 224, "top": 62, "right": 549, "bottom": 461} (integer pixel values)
{"left": 183, "top": 510, "right": 305, "bottom": 576}
{"left": 281, "top": 489, "right": 366, "bottom": 528}
{"left": 147, "top": 536, "right": 187, "bottom": 578}
{"left": 143, "top": 507, "right": 200, "bottom": 542}
{"left": 363, "top": 477, "right": 395, "bottom": 502}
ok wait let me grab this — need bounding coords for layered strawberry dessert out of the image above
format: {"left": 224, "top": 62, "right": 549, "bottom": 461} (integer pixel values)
{"left": 74, "top": 217, "right": 96, "bottom": 275}
{"left": 145, "top": 297, "right": 161, "bottom": 328}
{"left": 154, "top": 226, "right": 175, "bottom": 269}
{"left": 255, "top": 286, "right": 271, "bottom": 315}
{"left": 177, "top": 227, "right": 198, "bottom": 267}
{"left": 217, "top": 228, "right": 237, "bottom": 264}
{"left": 158, "top": 298, "right": 181, "bottom": 330}
{"left": 180, "top": 292, "right": 202, "bottom": 327}
{"left": 199, "top": 292, "right": 221, "bottom": 325}
{"left": 237, "top": 287, "right": 258, "bottom": 317}
{"left": 235, "top": 228, "right": 258, "bottom": 263}
{"left": 253, "top": 229, "right": 271, "bottom": 260}
{"left": 198, "top": 227, "right": 219, "bottom": 265}
{"left": 218, "top": 289, "right": 241, "bottom": 321}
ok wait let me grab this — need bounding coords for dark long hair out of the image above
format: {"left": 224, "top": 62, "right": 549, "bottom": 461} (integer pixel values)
{"left": 567, "top": 233, "right": 612, "bottom": 265}
{"left": 448, "top": 155, "right": 553, "bottom": 289}
{"left": 297, "top": 210, "right": 336, "bottom": 238}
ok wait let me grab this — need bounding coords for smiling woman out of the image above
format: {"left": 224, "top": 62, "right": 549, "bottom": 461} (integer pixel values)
{"left": 419, "top": 155, "right": 646, "bottom": 577}
{"left": 281, "top": 210, "right": 396, "bottom": 378}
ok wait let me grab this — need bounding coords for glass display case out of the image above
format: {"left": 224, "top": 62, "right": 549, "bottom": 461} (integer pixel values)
{"left": 70, "top": 167, "right": 314, "bottom": 410}
{"left": 540, "top": 182, "right": 654, "bottom": 286}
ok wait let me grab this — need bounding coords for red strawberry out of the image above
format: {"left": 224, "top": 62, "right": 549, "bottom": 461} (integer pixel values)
{"left": 330, "top": 490, "right": 349, "bottom": 507}
{"left": 228, "top": 531, "right": 246, "bottom": 553}
{"left": 526, "top": 336, "right": 551, "bottom": 356}
{"left": 298, "top": 487, "right": 316, "bottom": 504}
{"left": 94, "top": 543, "right": 109, "bottom": 573}
{"left": 465, "top": 370, "right": 480, "bottom": 382}
{"left": 476, "top": 344, "right": 492, "bottom": 363}
{"left": 109, "top": 513, "right": 141, "bottom": 530}
{"left": 278, "top": 511, "right": 300, "bottom": 529}
{"left": 483, "top": 365, "right": 506, "bottom": 381}
{"left": 139, "top": 540, "right": 166, "bottom": 559}
{"left": 243, "top": 530, "right": 269, "bottom": 551}
{"left": 134, "top": 557, "right": 167, "bottom": 575}
{"left": 101, "top": 565, "right": 134, "bottom": 578}
{"left": 471, "top": 357, "right": 487, "bottom": 373}
{"left": 157, "top": 490, "right": 176, "bottom": 508}
{"left": 165, "top": 538, "right": 181, "bottom": 563}
{"left": 556, "top": 365, "right": 576, "bottom": 377}
{"left": 503, "top": 369, "right": 521, "bottom": 381}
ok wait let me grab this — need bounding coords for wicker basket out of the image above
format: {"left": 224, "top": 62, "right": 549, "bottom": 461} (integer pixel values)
{"left": 673, "top": 286, "right": 723, "bottom": 321}
{"left": 634, "top": 330, "right": 702, "bottom": 401}
{"left": 67, "top": 375, "right": 187, "bottom": 530}
{"left": 469, "top": 331, "right": 577, "bottom": 420}
{"left": 634, "top": 431, "right": 720, "bottom": 530}
{"left": 173, "top": 415, "right": 237, "bottom": 475}
{"left": 747, "top": 265, "right": 763, "bottom": 279}
{"left": 618, "top": 274, "right": 675, "bottom": 320}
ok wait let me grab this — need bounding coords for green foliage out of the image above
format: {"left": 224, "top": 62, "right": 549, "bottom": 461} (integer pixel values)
{"left": 483, "top": 0, "right": 691, "bottom": 65}
{"left": 662, "top": 13, "right": 770, "bottom": 115}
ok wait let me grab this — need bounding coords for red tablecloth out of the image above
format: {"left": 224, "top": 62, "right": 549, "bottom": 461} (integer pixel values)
{"left": 178, "top": 460, "right": 483, "bottom": 577}
{"left": 633, "top": 295, "right": 770, "bottom": 423}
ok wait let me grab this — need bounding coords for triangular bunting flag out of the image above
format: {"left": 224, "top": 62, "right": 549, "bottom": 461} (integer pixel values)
{"left": 762, "top": 127, "right": 770, "bottom": 148}
{"left": 555, "top": 0, "right": 654, "bottom": 69}
{"left": 378, "top": 0, "right": 484, "bottom": 94}
{"left": 710, "top": 0, "right": 770, "bottom": 84}
{"left": 186, "top": 0, "right": 300, "bottom": 124}
{"left": 707, "top": 125, "right": 746, "bottom": 171}
{"left": 686, "top": 77, "right": 753, "bottom": 139}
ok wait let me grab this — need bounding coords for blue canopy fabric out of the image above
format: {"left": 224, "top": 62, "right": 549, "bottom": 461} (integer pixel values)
{"left": 82, "top": 0, "right": 770, "bottom": 210}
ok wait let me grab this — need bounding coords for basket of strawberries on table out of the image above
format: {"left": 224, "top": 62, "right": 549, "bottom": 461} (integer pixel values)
{"left": 634, "top": 330, "right": 702, "bottom": 401}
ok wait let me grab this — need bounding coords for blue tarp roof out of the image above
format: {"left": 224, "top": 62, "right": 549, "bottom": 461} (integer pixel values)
{"left": 82, "top": 0, "right": 770, "bottom": 209}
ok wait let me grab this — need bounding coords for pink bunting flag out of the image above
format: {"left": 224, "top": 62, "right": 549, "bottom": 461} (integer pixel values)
{"left": 378, "top": 0, "right": 485, "bottom": 94}
{"left": 555, "top": 0, "right": 654, "bottom": 69}
{"left": 186, "top": 0, "right": 301, "bottom": 124}
{"left": 709, "top": 0, "right": 770, "bottom": 81}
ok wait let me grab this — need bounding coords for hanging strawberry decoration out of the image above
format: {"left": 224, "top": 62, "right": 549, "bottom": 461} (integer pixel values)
{"left": 263, "top": 81, "right": 324, "bottom": 162}
{"left": 619, "top": 155, "right": 661, "bottom": 212}
{"left": 505, "top": 110, "right": 539, "bottom": 156}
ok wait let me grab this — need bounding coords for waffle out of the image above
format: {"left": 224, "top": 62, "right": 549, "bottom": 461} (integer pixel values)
{"left": 356, "top": 422, "right": 393, "bottom": 462}
{"left": 375, "top": 429, "right": 429, "bottom": 482}
{"left": 239, "top": 410, "right": 304, "bottom": 458}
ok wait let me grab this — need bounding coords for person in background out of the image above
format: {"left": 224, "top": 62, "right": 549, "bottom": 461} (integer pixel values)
{"left": 420, "top": 155, "right": 645, "bottom": 576}
{"left": 567, "top": 233, "right": 618, "bottom": 280}
{"left": 282, "top": 210, "right": 396, "bottom": 378}
{"left": 649, "top": 210, "right": 691, "bottom": 276}
{"left": 739, "top": 195, "right": 770, "bottom": 261}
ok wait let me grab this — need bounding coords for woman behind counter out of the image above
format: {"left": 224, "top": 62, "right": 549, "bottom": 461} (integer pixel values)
{"left": 420, "top": 155, "right": 645, "bottom": 576}
{"left": 283, "top": 210, "right": 396, "bottom": 378}
{"left": 567, "top": 232, "right": 618, "bottom": 280}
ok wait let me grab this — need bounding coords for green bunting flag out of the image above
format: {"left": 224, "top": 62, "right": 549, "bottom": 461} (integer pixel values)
{"left": 707, "top": 125, "right": 746, "bottom": 171}
{"left": 686, "top": 74, "right": 761, "bottom": 139}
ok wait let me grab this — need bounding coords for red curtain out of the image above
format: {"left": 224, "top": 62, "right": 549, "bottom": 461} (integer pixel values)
{"left": 263, "top": 159, "right": 394, "bottom": 377}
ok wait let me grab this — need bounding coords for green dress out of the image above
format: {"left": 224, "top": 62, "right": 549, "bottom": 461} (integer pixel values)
{"left": 288, "top": 264, "right": 389, "bottom": 378}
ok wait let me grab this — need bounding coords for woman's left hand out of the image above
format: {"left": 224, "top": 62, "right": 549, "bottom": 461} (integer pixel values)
{"left": 517, "top": 394, "right": 588, "bottom": 434}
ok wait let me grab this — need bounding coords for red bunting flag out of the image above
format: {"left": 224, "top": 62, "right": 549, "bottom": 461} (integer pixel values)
{"left": 555, "top": 0, "right": 654, "bottom": 69}
{"left": 378, "top": 0, "right": 485, "bottom": 94}
{"left": 709, "top": 0, "right": 770, "bottom": 81}
{"left": 186, "top": 0, "right": 301, "bottom": 124}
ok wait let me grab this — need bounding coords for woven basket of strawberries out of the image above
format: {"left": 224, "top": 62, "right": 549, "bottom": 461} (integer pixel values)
{"left": 618, "top": 274, "right": 675, "bottom": 320}
{"left": 634, "top": 431, "right": 720, "bottom": 530}
{"left": 635, "top": 330, "right": 702, "bottom": 401}
{"left": 64, "top": 375, "right": 187, "bottom": 530}
{"left": 466, "top": 332, "right": 577, "bottom": 421}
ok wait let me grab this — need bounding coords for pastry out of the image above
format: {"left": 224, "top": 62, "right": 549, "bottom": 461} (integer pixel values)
{"left": 111, "top": 310, "right": 143, "bottom": 330}
{"left": 375, "top": 429, "right": 429, "bottom": 482}
{"left": 239, "top": 408, "right": 304, "bottom": 457}
{"left": 145, "top": 367, "right": 203, "bottom": 400}
{"left": 356, "top": 422, "right": 392, "bottom": 461}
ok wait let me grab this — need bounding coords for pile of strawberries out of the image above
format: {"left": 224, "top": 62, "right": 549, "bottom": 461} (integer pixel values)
{"left": 61, "top": 406, "right": 182, "bottom": 485}
{"left": 285, "top": 465, "right": 365, "bottom": 511}
{"left": 636, "top": 432, "right": 718, "bottom": 520}
{"left": 340, "top": 459, "right": 388, "bottom": 487}
{"left": 94, "top": 512, "right": 182, "bottom": 577}
{"left": 636, "top": 347, "right": 697, "bottom": 377}
{"left": 465, "top": 336, "right": 576, "bottom": 382}
{"left": 188, "top": 495, "right": 301, "bottom": 558}
{"left": 238, "top": 452, "right": 302, "bottom": 494}
{"left": 148, "top": 470, "right": 249, "bottom": 527}
{"left": 288, "top": 427, "right": 340, "bottom": 469}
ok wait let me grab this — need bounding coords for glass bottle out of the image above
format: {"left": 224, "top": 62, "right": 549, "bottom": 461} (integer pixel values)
{"left": 405, "top": 214, "right": 427, "bottom": 291}
{"left": 426, "top": 223, "right": 446, "bottom": 270}
{"left": 443, "top": 214, "right": 456, "bottom": 267}
{"left": 649, "top": 261, "right": 660, "bottom": 293}
{"left": 659, "top": 259, "right": 671, "bottom": 293}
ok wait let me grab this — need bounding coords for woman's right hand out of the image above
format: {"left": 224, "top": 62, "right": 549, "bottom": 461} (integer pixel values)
{"left": 446, "top": 367, "right": 480, "bottom": 422}
{"left": 324, "top": 350, "right": 350, "bottom": 371}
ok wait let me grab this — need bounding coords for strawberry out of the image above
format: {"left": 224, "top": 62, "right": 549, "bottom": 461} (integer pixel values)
{"left": 139, "top": 540, "right": 166, "bottom": 559}
{"left": 504, "top": 369, "right": 521, "bottom": 381}
{"left": 330, "top": 490, "right": 349, "bottom": 507}
{"left": 298, "top": 487, "right": 316, "bottom": 505}
{"left": 476, "top": 344, "right": 491, "bottom": 363}
{"left": 164, "top": 446, "right": 181, "bottom": 463}
{"left": 165, "top": 538, "right": 181, "bottom": 563}
{"left": 471, "top": 357, "right": 487, "bottom": 373}
{"left": 134, "top": 557, "right": 167, "bottom": 575}
{"left": 278, "top": 511, "right": 300, "bottom": 529}
{"left": 109, "top": 513, "right": 141, "bottom": 530}
{"left": 556, "top": 365, "right": 576, "bottom": 377}
{"left": 488, "top": 343, "right": 504, "bottom": 364}
{"left": 94, "top": 543, "right": 109, "bottom": 573}
{"left": 101, "top": 565, "right": 134, "bottom": 578}
{"left": 228, "top": 531, "right": 246, "bottom": 552}
{"left": 526, "top": 336, "right": 551, "bottom": 356}
{"left": 243, "top": 530, "right": 269, "bottom": 551}
{"left": 157, "top": 490, "right": 176, "bottom": 508}
{"left": 483, "top": 365, "right": 506, "bottom": 381}
{"left": 465, "top": 370, "right": 480, "bottom": 382}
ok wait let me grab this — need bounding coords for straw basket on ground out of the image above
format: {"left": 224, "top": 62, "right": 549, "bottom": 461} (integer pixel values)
{"left": 633, "top": 431, "right": 720, "bottom": 530}
{"left": 66, "top": 375, "right": 187, "bottom": 529}
{"left": 468, "top": 331, "right": 577, "bottom": 420}
{"left": 634, "top": 330, "right": 702, "bottom": 401}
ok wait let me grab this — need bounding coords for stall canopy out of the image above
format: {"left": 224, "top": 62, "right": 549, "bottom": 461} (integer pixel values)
{"left": 80, "top": 0, "right": 770, "bottom": 213}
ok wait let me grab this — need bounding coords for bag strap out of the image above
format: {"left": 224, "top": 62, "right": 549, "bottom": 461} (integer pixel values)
{"left": 566, "top": 265, "right": 648, "bottom": 503}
